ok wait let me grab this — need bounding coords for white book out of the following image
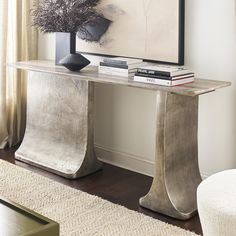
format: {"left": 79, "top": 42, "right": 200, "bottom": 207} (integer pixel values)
{"left": 99, "top": 66, "right": 137, "bottom": 75}
{"left": 133, "top": 75, "right": 194, "bottom": 86}
{"left": 99, "top": 67, "right": 135, "bottom": 77}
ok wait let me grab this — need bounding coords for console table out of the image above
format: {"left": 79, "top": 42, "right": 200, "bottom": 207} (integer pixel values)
{"left": 9, "top": 60, "right": 230, "bottom": 220}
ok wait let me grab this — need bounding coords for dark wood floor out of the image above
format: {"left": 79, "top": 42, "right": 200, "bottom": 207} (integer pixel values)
{"left": 0, "top": 146, "right": 202, "bottom": 235}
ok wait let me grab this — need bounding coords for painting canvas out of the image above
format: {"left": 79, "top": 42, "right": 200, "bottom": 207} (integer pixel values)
{"left": 77, "top": 0, "right": 184, "bottom": 65}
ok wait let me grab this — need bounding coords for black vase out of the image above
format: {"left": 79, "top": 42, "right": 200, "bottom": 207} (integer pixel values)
{"left": 55, "top": 32, "right": 90, "bottom": 71}
{"left": 59, "top": 54, "right": 90, "bottom": 71}
{"left": 55, "top": 32, "right": 76, "bottom": 65}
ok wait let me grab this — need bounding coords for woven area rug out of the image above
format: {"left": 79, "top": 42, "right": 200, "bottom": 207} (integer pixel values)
{"left": 0, "top": 160, "right": 199, "bottom": 236}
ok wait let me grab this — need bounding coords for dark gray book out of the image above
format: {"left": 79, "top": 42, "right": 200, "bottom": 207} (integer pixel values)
{"left": 103, "top": 57, "right": 143, "bottom": 66}
{"left": 100, "top": 62, "right": 142, "bottom": 70}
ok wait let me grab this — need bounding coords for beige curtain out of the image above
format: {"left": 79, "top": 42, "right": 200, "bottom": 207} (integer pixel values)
{"left": 0, "top": 0, "right": 38, "bottom": 149}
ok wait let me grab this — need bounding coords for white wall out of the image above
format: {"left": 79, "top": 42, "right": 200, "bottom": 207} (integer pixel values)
{"left": 38, "top": 0, "right": 236, "bottom": 178}
{"left": 186, "top": 0, "right": 236, "bottom": 177}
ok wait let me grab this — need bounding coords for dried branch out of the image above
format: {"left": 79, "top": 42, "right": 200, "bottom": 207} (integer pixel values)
{"left": 31, "top": 0, "right": 103, "bottom": 33}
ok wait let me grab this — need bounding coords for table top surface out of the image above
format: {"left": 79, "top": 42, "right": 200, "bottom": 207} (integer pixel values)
{"left": 8, "top": 60, "right": 231, "bottom": 97}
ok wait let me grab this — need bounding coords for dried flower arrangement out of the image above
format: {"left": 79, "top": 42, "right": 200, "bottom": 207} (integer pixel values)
{"left": 31, "top": 0, "right": 105, "bottom": 33}
{"left": 31, "top": 0, "right": 111, "bottom": 70}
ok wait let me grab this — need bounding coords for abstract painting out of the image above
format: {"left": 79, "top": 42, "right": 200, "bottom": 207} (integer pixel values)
{"left": 77, "top": 0, "right": 185, "bottom": 65}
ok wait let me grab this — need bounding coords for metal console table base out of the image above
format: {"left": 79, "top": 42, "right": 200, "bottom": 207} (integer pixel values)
{"left": 10, "top": 61, "right": 230, "bottom": 220}
{"left": 140, "top": 92, "right": 201, "bottom": 219}
{"left": 15, "top": 72, "right": 102, "bottom": 179}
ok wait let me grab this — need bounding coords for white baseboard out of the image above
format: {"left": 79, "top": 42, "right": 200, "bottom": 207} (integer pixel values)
{"left": 95, "top": 145, "right": 154, "bottom": 177}
{"left": 201, "top": 173, "right": 210, "bottom": 180}
{"left": 95, "top": 144, "right": 209, "bottom": 179}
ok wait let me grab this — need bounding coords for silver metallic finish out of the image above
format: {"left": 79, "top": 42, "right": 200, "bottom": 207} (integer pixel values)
{"left": 140, "top": 91, "right": 202, "bottom": 220}
{"left": 15, "top": 72, "right": 102, "bottom": 179}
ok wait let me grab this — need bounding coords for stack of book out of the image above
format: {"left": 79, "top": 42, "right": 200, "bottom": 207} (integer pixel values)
{"left": 134, "top": 65, "right": 194, "bottom": 86}
{"left": 99, "top": 57, "right": 143, "bottom": 77}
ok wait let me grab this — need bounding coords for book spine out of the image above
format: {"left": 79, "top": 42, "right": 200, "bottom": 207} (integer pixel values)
{"left": 135, "top": 73, "right": 172, "bottom": 80}
{"left": 100, "top": 62, "right": 128, "bottom": 69}
{"left": 133, "top": 76, "right": 171, "bottom": 86}
{"left": 99, "top": 68, "right": 135, "bottom": 77}
{"left": 99, "top": 71, "right": 134, "bottom": 77}
{"left": 137, "top": 68, "right": 170, "bottom": 77}
{"left": 99, "top": 66, "right": 136, "bottom": 73}
{"left": 103, "top": 59, "right": 127, "bottom": 65}
{"left": 135, "top": 72, "right": 195, "bottom": 81}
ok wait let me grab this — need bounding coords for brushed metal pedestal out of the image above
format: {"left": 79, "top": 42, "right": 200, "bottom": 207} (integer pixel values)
{"left": 15, "top": 72, "right": 102, "bottom": 179}
{"left": 140, "top": 91, "right": 202, "bottom": 220}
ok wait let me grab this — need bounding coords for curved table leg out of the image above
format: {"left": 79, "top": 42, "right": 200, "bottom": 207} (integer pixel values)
{"left": 140, "top": 91, "right": 202, "bottom": 220}
{"left": 15, "top": 71, "right": 102, "bottom": 179}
